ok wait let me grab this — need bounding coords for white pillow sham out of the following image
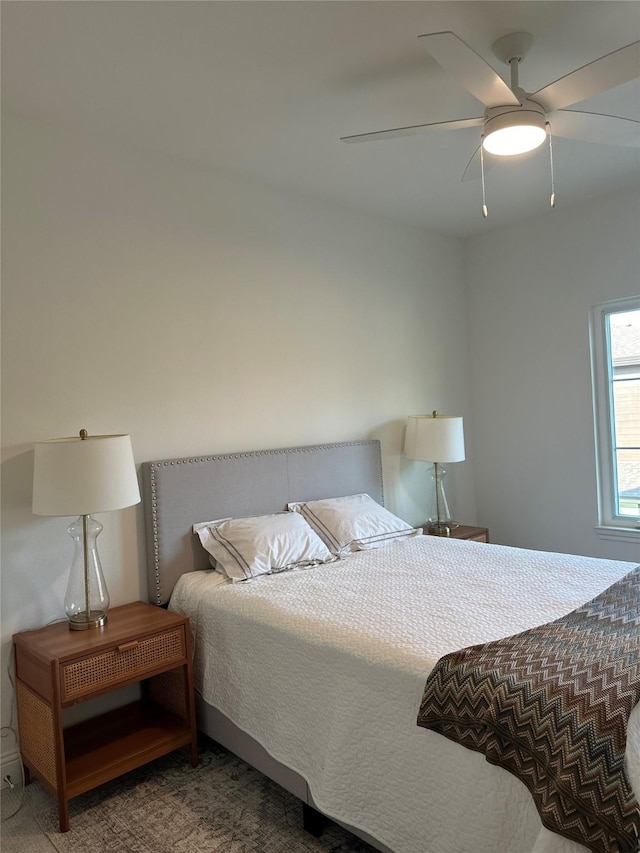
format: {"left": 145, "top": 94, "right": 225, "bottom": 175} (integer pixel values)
{"left": 288, "top": 493, "right": 420, "bottom": 556}
{"left": 193, "top": 512, "right": 335, "bottom": 582}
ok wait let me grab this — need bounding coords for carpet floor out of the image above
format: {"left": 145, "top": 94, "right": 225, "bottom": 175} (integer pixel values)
{"left": 20, "top": 740, "right": 376, "bottom": 853}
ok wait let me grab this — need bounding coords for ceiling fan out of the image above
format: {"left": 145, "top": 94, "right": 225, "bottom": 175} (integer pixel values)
{"left": 341, "top": 32, "right": 640, "bottom": 202}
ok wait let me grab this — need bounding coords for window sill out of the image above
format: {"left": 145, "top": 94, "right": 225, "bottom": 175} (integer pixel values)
{"left": 594, "top": 525, "right": 640, "bottom": 544}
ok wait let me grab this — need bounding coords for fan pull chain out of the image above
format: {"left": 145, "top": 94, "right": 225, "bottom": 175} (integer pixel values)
{"left": 547, "top": 122, "right": 556, "bottom": 208}
{"left": 480, "top": 141, "right": 488, "bottom": 218}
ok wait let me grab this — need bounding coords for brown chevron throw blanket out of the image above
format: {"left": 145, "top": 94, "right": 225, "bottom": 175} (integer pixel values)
{"left": 417, "top": 566, "right": 640, "bottom": 853}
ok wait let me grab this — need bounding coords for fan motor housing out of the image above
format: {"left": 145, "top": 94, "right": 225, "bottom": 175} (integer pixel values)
{"left": 482, "top": 99, "right": 547, "bottom": 155}
{"left": 483, "top": 99, "right": 546, "bottom": 134}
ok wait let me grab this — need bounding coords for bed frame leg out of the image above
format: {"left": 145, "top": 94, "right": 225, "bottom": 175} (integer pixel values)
{"left": 303, "top": 803, "right": 328, "bottom": 837}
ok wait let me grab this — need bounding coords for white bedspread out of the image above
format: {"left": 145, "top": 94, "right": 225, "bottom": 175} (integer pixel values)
{"left": 169, "top": 535, "right": 639, "bottom": 853}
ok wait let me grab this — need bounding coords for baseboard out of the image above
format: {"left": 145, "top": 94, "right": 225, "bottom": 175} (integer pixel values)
{"left": 1, "top": 749, "right": 23, "bottom": 789}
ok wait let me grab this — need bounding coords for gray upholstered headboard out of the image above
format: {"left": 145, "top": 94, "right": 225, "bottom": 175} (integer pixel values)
{"left": 142, "top": 440, "right": 383, "bottom": 605}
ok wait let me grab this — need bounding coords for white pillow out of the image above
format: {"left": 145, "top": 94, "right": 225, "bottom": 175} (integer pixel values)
{"left": 193, "top": 512, "right": 335, "bottom": 582}
{"left": 288, "top": 493, "right": 420, "bottom": 555}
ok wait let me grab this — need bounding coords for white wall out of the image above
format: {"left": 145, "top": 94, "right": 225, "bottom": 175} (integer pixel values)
{"left": 3, "top": 112, "right": 638, "bottom": 781}
{"left": 1, "top": 112, "right": 475, "bottom": 766}
{"left": 466, "top": 188, "right": 640, "bottom": 561}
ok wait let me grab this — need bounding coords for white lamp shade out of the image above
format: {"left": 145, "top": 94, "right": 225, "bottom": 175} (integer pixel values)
{"left": 404, "top": 414, "right": 465, "bottom": 463}
{"left": 33, "top": 433, "right": 141, "bottom": 516}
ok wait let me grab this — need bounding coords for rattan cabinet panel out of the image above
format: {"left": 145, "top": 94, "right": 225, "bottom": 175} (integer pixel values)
{"left": 13, "top": 601, "right": 198, "bottom": 833}
{"left": 15, "top": 681, "right": 57, "bottom": 788}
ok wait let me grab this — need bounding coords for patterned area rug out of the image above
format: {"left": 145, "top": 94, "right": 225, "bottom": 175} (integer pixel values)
{"left": 34, "top": 740, "right": 375, "bottom": 853}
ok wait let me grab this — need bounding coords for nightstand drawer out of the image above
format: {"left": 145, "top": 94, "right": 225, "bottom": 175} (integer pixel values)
{"left": 61, "top": 626, "right": 186, "bottom": 702}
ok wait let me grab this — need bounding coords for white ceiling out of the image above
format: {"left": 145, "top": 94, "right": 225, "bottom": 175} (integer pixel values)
{"left": 2, "top": 1, "right": 639, "bottom": 237}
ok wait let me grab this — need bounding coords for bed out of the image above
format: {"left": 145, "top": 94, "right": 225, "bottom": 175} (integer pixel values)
{"left": 141, "top": 440, "right": 640, "bottom": 853}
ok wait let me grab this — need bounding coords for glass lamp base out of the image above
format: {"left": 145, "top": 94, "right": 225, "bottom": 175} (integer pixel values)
{"left": 68, "top": 610, "right": 107, "bottom": 631}
{"left": 65, "top": 515, "right": 110, "bottom": 630}
{"left": 428, "top": 465, "right": 460, "bottom": 537}
{"left": 427, "top": 522, "right": 452, "bottom": 537}
{"left": 426, "top": 521, "right": 460, "bottom": 537}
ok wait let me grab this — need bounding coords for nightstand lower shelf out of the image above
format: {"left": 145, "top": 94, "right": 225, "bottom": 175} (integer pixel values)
{"left": 63, "top": 700, "right": 194, "bottom": 798}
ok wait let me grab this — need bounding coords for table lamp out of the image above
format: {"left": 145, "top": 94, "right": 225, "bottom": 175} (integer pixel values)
{"left": 32, "top": 429, "right": 140, "bottom": 630}
{"left": 404, "top": 411, "right": 465, "bottom": 536}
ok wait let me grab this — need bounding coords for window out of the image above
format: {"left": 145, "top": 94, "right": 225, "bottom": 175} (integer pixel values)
{"left": 590, "top": 296, "right": 640, "bottom": 539}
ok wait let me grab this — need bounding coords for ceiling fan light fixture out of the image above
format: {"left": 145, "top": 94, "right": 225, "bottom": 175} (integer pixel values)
{"left": 482, "top": 108, "right": 547, "bottom": 156}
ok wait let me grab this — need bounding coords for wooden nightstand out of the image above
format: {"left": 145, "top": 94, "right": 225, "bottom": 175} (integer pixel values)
{"left": 13, "top": 601, "right": 198, "bottom": 832}
{"left": 423, "top": 524, "right": 490, "bottom": 543}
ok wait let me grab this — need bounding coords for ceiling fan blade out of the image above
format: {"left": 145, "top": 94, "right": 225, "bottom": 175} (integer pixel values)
{"left": 550, "top": 109, "right": 640, "bottom": 147}
{"left": 533, "top": 41, "right": 640, "bottom": 112}
{"left": 417, "top": 31, "right": 520, "bottom": 108}
{"left": 340, "top": 116, "right": 484, "bottom": 143}
{"left": 461, "top": 146, "right": 496, "bottom": 182}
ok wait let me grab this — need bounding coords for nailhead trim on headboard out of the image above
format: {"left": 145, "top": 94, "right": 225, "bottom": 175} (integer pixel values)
{"left": 146, "top": 463, "right": 161, "bottom": 603}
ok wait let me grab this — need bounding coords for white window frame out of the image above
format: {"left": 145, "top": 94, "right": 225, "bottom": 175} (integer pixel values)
{"left": 589, "top": 295, "right": 640, "bottom": 542}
